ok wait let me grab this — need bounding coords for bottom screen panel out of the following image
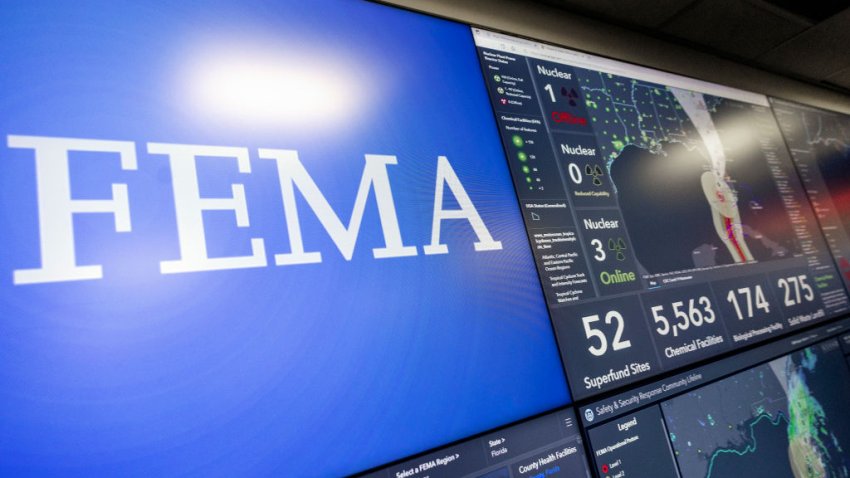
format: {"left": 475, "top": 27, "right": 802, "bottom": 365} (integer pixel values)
{"left": 360, "top": 408, "right": 591, "bottom": 478}
{"left": 663, "top": 343, "right": 850, "bottom": 478}
{"left": 582, "top": 318, "right": 850, "bottom": 478}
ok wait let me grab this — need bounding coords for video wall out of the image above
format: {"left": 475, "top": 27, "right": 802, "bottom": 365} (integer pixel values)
{"left": 2, "top": 1, "right": 850, "bottom": 477}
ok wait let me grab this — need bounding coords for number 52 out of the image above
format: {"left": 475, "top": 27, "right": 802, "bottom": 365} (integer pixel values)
{"left": 582, "top": 311, "right": 632, "bottom": 356}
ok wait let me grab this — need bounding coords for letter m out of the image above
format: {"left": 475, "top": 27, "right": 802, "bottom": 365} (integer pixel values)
{"left": 259, "top": 150, "right": 417, "bottom": 265}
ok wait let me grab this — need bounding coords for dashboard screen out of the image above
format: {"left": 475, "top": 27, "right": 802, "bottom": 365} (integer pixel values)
{"left": 0, "top": 2, "right": 569, "bottom": 476}
{"left": 473, "top": 29, "right": 850, "bottom": 399}
{"left": 770, "top": 98, "right": 850, "bottom": 294}
{"left": 581, "top": 317, "right": 850, "bottom": 478}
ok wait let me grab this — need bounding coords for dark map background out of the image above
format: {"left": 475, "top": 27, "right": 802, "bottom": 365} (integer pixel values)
{"left": 585, "top": 75, "right": 800, "bottom": 275}
{"left": 662, "top": 342, "right": 850, "bottom": 478}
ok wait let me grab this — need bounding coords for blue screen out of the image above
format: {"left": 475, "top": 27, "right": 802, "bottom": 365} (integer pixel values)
{"left": 0, "top": 1, "right": 569, "bottom": 476}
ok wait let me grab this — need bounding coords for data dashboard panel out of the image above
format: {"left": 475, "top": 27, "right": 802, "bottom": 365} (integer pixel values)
{"left": 771, "top": 98, "right": 850, "bottom": 295}
{"left": 473, "top": 28, "right": 850, "bottom": 400}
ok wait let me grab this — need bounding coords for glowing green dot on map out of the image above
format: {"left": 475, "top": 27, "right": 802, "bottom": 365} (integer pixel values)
{"left": 512, "top": 135, "right": 524, "bottom": 148}
{"left": 522, "top": 165, "right": 530, "bottom": 174}
{"left": 518, "top": 151, "right": 528, "bottom": 162}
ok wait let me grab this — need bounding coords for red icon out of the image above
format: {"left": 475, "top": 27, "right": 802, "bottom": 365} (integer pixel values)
{"left": 500, "top": 98, "right": 508, "bottom": 105}
{"left": 601, "top": 464, "right": 609, "bottom": 473}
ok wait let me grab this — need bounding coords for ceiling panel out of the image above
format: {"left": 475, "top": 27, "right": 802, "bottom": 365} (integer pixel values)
{"left": 661, "top": 0, "right": 810, "bottom": 59}
{"left": 534, "top": 0, "right": 850, "bottom": 93}
{"left": 824, "top": 67, "right": 850, "bottom": 89}
{"left": 542, "top": 0, "right": 696, "bottom": 28}
{"left": 762, "top": 0, "right": 849, "bottom": 23}
{"left": 756, "top": 8, "right": 850, "bottom": 79}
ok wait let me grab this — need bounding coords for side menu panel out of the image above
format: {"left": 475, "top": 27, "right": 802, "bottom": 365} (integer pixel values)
{"left": 473, "top": 29, "right": 849, "bottom": 400}
{"left": 770, "top": 98, "right": 850, "bottom": 294}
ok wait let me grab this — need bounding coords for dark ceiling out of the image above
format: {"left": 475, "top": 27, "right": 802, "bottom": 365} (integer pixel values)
{"left": 537, "top": 0, "right": 850, "bottom": 93}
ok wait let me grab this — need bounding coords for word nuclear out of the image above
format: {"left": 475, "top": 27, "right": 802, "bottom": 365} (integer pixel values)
{"left": 8, "top": 135, "right": 503, "bottom": 285}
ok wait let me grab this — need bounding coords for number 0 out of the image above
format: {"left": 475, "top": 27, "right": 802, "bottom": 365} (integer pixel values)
{"left": 568, "top": 162, "right": 582, "bottom": 184}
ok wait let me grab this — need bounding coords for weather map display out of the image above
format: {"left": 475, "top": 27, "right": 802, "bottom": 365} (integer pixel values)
{"left": 770, "top": 98, "right": 850, "bottom": 294}
{"left": 473, "top": 29, "right": 849, "bottom": 399}
{"left": 580, "top": 317, "right": 850, "bottom": 478}
{"left": 662, "top": 340, "right": 850, "bottom": 478}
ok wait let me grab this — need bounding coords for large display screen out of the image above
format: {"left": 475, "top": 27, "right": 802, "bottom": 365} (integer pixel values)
{"left": 473, "top": 29, "right": 850, "bottom": 399}
{"left": 581, "top": 317, "right": 850, "bottom": 478}
{"left": 7, "top": 1, "right": 850, "bottom": 476}
{"left": 770, "top": 98, "right": 850, "bottom": 293}
{"left": 0, "top": 2, "right": 570, "bottom": 476}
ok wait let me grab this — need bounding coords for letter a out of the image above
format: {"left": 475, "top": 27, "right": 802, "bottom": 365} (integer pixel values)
{"left": 423, "top": 156, "right": 502, "bottom": 255}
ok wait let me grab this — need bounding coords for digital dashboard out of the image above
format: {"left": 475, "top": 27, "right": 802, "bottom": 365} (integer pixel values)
{"left": 771, "top": 98, "right": 850, "bottom": 293}
{"left": 2, "top": 1, "right": 850, "bottom": 477}
{"left": 473, "top": 29, "right": 849, "bottom": 400}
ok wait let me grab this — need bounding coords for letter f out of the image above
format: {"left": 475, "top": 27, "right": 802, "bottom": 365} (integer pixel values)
{"left": 9, "top": 135, "right": 137, "bottom": 284}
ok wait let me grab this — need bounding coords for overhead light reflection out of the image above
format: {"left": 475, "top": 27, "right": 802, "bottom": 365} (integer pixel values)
{"left": 185, "top": 46, "right": 366, "bottom": 129}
